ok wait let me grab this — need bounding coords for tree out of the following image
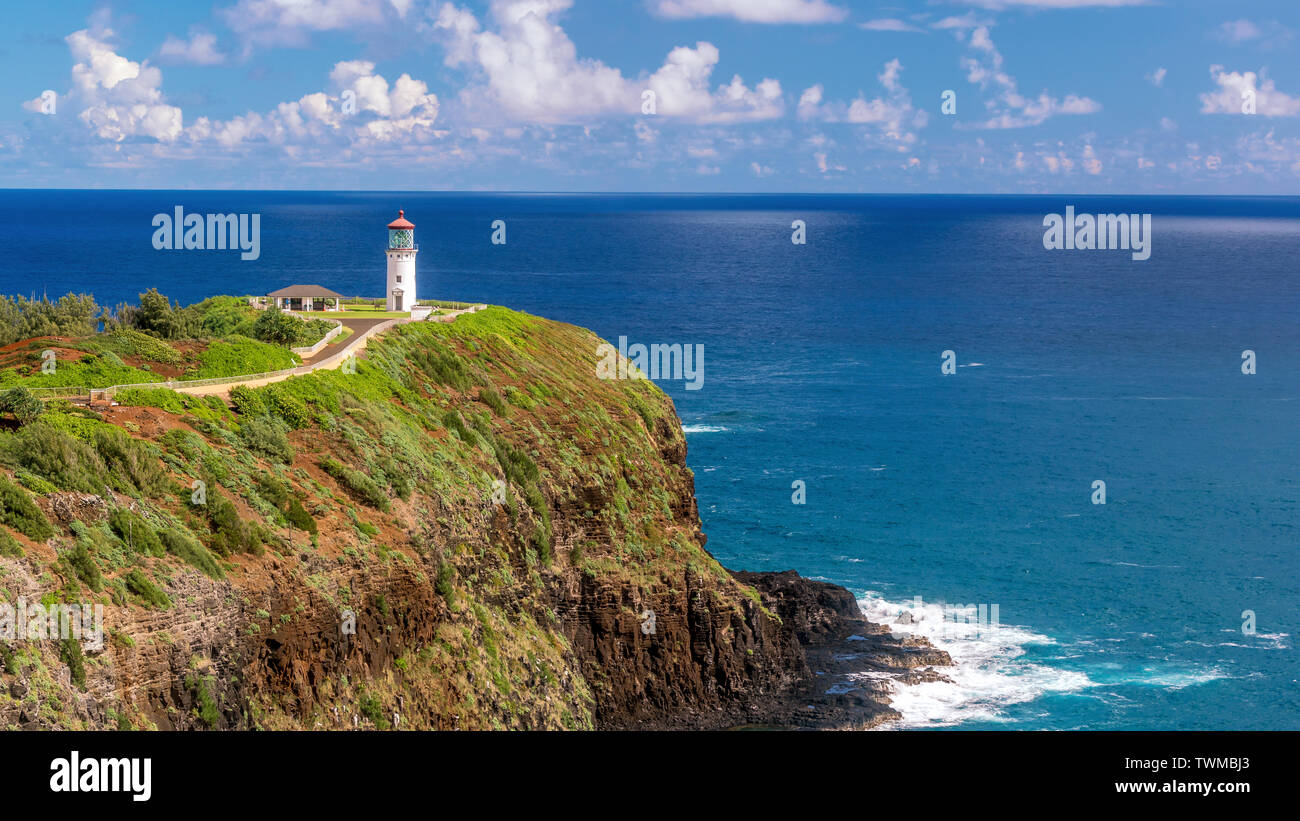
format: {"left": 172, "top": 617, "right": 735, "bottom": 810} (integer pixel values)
{"left": 133, "top": 288, "right": 189, "bottom": 339}
{"left": 0, "top": 386, "right": 44, "bottom": 425}
{"left": 253, "top": 307, "right": 302, "bottom": 347}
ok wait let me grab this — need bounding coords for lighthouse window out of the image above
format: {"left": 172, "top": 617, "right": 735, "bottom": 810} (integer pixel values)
{"left": 396, "top": 276, "right": 402, "bottom": 282}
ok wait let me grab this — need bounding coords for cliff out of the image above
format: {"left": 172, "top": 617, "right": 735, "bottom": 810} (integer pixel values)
{"left": 0, "top": 307, "right": 949, "bottom": 730}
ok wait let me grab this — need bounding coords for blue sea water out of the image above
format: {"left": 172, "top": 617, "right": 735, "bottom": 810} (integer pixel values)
{"left": 1, "top": 190, "right": 1296, "bottom": 730}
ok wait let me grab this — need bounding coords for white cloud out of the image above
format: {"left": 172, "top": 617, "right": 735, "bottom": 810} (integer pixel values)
{"left": 1213, "top": 19, "right": 1293, "bottom": 48}
{"left": 1146, "top": 67, "right": 1166, "bottom": 87}
{"left": 434, "top": 1, "right": 782, "bottom": 124}
{"left": 44, "top": 27, "right": 185, "bottom": 142}
{"left": 1199, "top": 66, "right": 1300, "bottom": 117}
{"left": 958, "top": 26, "right": 1100, "bottom": 128}
{"left": 860, "top": 18, "right": 924, "bottom": 33}
{"left": 959, "top": 1, "right": 1149, "bottom": 8}
{"left": 219, "top": 0, "right": 397, "bottom": 50}
{"left": 1216, "top": 19, "right": 1262, "bottom": 44}
{"left": 192, "top": 60, "right": 440, "bottom": 145}
{"left": 651, "top": 0, "right": 847, "bottom": 24}
{"left": 932, "top": 13, "right": 991, "bottom": 33}
{"left": 1082, "top": 143, "right": 1101, "bottom": 174}
{"left": 159, "top": 30, "right": 227, "bottom": 65}
{"left": 797, "top": 59, "right": 926, "bottom": 148}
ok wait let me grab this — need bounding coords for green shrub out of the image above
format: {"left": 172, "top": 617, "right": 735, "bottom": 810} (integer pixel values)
{"left": 239, "top": 414, "right": 295, "bottom": 463}
{"left": 0, "top": 529, "right": 23, "bottom": 557}
{"left": 357, "top": 690, "right": 389, "bottom": 729}
{"left": 478, "top": 387, "right": 508, "bottom": 416}
{"left": 228, "top": 384, "right": 267, "bottom": 416}
{"left": 60, "top": 638, "right": 87, "bottom": 690}
{"left": 524, "top": 484, "right": 552, "bottom": 564}
{"left": 320, "top": 458, "right": 391, "bottom": 512}
{"left": 435, "top": 562, "right": 455, "bottom": 604}
{"left": 108, "top": 508, "right": 164, "bottom": 557}
{"left": 14, "top": 469, "right": 58, "bottom": 495}
{"left": 266, "top": 387, "right": 312, "bottom": 429}
{"left": 113, "top": 387, "right": 188, "bottom": 414}
{"left": 441, "top": 410, "right": 475, "bottom": 445}
{"left": 504, "top": 385, "right": 536, "bottom": 409}
{"left": 255, "top": 473, "right": 290, "bottom": 508}
{"left": 64, "top": 538, "right": 104, "bottom": 592}
{"left": 206, "top": 494, "right": 263, "bottom": 556}
{"left": 92, "top": 427, "right": 167, "bottom": 497}
{"left": 105, "top": 327, "right": 184, "bottom": 365}
{"left": 0, "top": 473, "right": 54, "bottom": 540}
{"left": 188, "top": 335, "right": 297, "bottom": 380}
{"left": 419, "top": 346, "right": 476, "bottom": 392}
{"left": 185, "top": 673, "right": 220, "bottom": 728}
{"left": 0, "top": 421, "right": 103, "bottom": 493}
{"left": 285, "top": 497, "right": 317, "bottom": 534}
{"left": 159, "top": 528, "right": 224, "bottom": 579}
{"left": 0, "top": 386, "right": 44, "bottom": 425}
{"left": 123, "top": 568, "right": 171, "bottom": 608}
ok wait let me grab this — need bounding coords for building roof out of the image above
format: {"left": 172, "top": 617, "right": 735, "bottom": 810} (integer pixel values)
{"left": 266, "top": 284, "right": 346, "bottom": 299}
{"left": 387, "top": 209, "right": 415, "bottom": 229}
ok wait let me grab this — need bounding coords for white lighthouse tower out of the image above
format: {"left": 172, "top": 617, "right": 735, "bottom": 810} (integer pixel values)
{"left": 385, "top": 209, "right": 417, "bottom": 312}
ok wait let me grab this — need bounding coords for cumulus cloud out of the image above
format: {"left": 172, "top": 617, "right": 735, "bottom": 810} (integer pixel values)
{"left": 32, "top": 27, "right": 185, "bottom": 142}
{"left": 190, "top": 60, "right": 440, "bottom": 145}
{"left": 797, "top": 59, "right": 927, "bottom": 148}
{"left": 650, "top": 0, "right": 847, "bottom": 24}
{"left": 957, "top": 25, "right": 1100, "bottom": 128}
{"left": 159, "top": 30, "right": 227, "bottom": 65}
{"left": 433, "top": 0, "right": 782, "bottom": 124}
{"left": 1199, "top": 66, "right": 1300, "bottom": 117}
{"left": 1146, "top": 67, "right": 1166, "bottom": 87}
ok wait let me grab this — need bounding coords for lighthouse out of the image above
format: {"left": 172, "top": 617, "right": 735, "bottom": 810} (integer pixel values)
{"left": 385, "top": 209, "right": 417, "bottom": 312}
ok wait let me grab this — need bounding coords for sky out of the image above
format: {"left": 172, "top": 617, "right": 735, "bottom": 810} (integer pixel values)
{"left": 1, "top": 0, "right": 1298, "bottom": 193}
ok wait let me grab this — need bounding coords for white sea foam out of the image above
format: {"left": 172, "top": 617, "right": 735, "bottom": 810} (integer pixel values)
{"left": 681, "top": 424, "right": 728, "bottom": 434}
{"left": 858, "top": 593, "right": 1093, "bottom": 728}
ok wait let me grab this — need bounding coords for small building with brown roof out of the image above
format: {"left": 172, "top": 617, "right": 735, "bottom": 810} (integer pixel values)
{"left": 258, "top": 284, "right": 345, "bottom": 312}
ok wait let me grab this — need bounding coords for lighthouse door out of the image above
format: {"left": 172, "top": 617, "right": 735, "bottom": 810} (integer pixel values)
{"left": 394, "top": 294, "right": 403, "bottom": 311}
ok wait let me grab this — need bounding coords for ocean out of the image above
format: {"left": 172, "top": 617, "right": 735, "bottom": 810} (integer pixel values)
{"left": 1, "top": 190, "right": 1296, "bottom": 730}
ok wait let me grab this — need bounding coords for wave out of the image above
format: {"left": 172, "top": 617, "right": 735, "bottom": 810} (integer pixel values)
{"left": 681, "top": 424, "right": 728, "bottom": 434}
{"left": 857, "top": 592, "right": 1090, "bottom": 729}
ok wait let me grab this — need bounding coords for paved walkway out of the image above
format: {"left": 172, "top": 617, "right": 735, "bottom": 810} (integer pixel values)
{"left": 174, "top": 304, "right": 484, "bottom": 397}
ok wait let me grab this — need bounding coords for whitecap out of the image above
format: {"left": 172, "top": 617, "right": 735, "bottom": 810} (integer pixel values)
{"left": 682, "top": 424, "right": 728, "bottom": 434}
{"left": 858, "top": 592, "right": 1092, "bottom": 729}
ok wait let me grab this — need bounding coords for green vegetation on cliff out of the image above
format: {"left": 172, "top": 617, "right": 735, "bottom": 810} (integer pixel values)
{"left": 0, "top": 298, "right": 780, "bottom": 732}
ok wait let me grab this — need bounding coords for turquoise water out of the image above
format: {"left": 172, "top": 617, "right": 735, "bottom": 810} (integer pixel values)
{"left": 1, "top": 191, "right": 1295, "bottom": 729}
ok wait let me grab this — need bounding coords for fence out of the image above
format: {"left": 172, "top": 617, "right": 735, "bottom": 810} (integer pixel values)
{"left": 287, "top": 313, "right": 345, "bottom": 357}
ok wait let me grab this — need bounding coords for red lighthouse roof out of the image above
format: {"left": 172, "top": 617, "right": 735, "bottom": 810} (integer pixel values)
{"left": 387, "top": 209, "right": 414, "bottom": 229}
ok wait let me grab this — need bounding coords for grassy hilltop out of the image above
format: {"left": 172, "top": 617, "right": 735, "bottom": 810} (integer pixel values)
{"left": 0, "top": 290, "right": 334, "bottom": 394}
{"left": 0, "top": 292, "right": 823, "bottom": 730}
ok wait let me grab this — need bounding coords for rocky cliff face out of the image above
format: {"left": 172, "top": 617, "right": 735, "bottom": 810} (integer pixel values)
{"left": 0, "top": 307, "right": 948, "bottom": 730}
